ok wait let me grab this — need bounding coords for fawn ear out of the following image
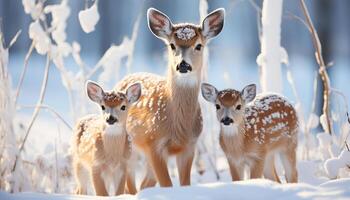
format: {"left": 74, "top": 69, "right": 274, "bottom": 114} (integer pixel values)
{"left": 126, "top": 83, "right": 142, "bottom": 104}
{"left": 201, "top": 83, "right": 218, "bottom": 103}
{"left": 241, "top": 84, "right": 256, "bottom": 103}
{"left": 147, "top": 8, "right": 173, "bottom": 40}
{"left": 201, "top": 8, "right": 225, "bottom": 40}
{"left": 86, "top": 81, "right": 105, "bottom": 103}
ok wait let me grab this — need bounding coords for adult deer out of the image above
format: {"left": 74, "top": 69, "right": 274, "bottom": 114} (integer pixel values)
{"left": 115, "top": 8, "right": 225, "bottom": 187}
{"left": 201, "top": 83, "right": 298, "bottom": 183}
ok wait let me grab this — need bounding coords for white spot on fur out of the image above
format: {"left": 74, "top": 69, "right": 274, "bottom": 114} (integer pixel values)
{"left": 176, "top": 27, "right": 196, "bottom": 40}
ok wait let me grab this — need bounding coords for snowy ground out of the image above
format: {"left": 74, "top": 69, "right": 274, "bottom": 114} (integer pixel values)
{"left": 1, "top": 103, "right": 347, "bottom": 199}
{"left": 1, "top": 178, "right": 350, "bottom": 200}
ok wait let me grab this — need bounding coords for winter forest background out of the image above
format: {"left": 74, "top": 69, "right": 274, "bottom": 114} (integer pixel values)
{"left": 0, "top": 0, "right": 350, "bottom": 199}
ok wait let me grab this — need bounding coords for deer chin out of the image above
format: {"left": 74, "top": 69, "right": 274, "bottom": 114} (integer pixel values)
{"left": 221, "top": 123, "right": 240, "bottom": 136}
{"left": 173, "top": 71, "right": 199, "bottom": 87}
{"left": 104, "top": 122, "right": 124, "bottom": 136}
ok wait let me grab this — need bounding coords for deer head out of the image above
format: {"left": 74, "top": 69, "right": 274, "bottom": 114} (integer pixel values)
{"left": 147, "top": 8, "right": 225, "bottom": 87}
{"left": 201, "top": 83, "right": 256, "bottom": 132}
{"left": 86, "top": 81, "right": 142, "bottom": 126}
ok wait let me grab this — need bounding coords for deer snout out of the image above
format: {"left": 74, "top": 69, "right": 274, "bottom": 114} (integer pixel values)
{"left": 106, "top": 115, "right": 118, "bottom": 125}
{"left": 176, "top": 60, "right": 192, "bottom": 73}
{"left": 221, "top": 117, "right": 234, "bottom": 126}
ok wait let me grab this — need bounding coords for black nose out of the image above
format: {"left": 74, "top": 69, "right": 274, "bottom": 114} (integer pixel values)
{"left": 221, "top": 117, "right": 234, "bottom": 126}
{"left": 106, "top": 115, "right": 118, "bottom": 125}
{"left": 176, "top": 60, "right": 192, "bottom": 73}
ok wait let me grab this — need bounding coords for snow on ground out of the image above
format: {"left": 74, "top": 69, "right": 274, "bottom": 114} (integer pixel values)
{"left": 1, "top": 178, "right": 350, "bottom": 200}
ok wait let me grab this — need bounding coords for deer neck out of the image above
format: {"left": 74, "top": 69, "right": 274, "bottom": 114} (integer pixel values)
{"left": 221, "top": 120, "right": 246, "bottom": 150}
{"left": 166, "top": 63, "right": 201, "bottom": 136}
{"left": 102, "top": 123, "right": 126, "bottom": 157}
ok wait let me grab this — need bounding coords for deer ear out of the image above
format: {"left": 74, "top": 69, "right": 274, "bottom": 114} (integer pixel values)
{"left": 126, "top": 83, "right": 142, "bottom": 104}
{"left": 201, "top": 8, "right": 225, "bottom": 40}
{"left": 201, "top": 83, "right": 218, "bottom": 103}
{"left": 147, "top": 8, "right": 173, "bottom": 40}
{"left": 241, "top": 84, "right": 256, "bottom": 103}
{"left": 86, "top": 81, "right": 104, "bottom": 103}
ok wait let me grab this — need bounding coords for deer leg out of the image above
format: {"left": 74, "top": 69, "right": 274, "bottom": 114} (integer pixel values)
{"left": 74, "top": 161, "right": 88, "bottom": 195}
{"left": 250, "top": 159, "right": 265, "bottom": 179}
{"left": 126, "top": 170, "right": 137, "bottom": 194}
{"left": 280, "top": 146, "right": 298, "bottom": 183}
{"left": 263, "top": 154, "right": 281, "bottom": 183}
{"left": 147, "top": 148, "right": 172, "bottom": 187}
{"left": 176, "top": 146, "right": 195, "bottom": 186}
{"left": 140, "top": 162, "right": 157, "bottom": 189}
{"left": 115, "top": 166, "right": 127, "bottom": 196}
{"left": 228, "top": 159, "right": 243, "bottom": 181}
{"left": 91, "top": 167, "right": 108, "bottom": 196}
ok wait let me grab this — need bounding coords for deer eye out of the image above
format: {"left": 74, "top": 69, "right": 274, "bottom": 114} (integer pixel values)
{"left": 216, "top": 104, "right": 221, "bottom": 110}
{"left": 101, "top": 105, "right": 105, "bottom": 110}
{"left": 120, "top": 105, "right": 126, "bottom": 111}
{"left": 195, "top": 44, "right": 202, "bottom": 51}
{"left": 170, "top": 43, "right": 176, "bottom": 50}
{"left": 236, "top": 104, "right": 241, "bottom": 110}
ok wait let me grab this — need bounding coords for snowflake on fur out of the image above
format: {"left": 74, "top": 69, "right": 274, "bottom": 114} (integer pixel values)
{"left": 176, "top": 27, "right": 196, "bottom": 40}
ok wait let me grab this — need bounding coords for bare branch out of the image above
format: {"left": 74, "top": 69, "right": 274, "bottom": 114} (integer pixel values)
{"left": 299, "top": 0, "right": 333, "bottom": 135}
{"left": 12, "top": 53, "right": 51, "bottom": 172}
{"left": 8, "top": 30, "right": 22, "bottom": 49}
{"left": 18, "top": 104, "right": 73, "bottom": 130}
{"left": 345, "top": 112, "right": 350, "bottom": 152}
{"left": 284, "top": 11, "right": 311, "bottom": 33}
{"left": 14, "top": 41, "right": 35, "bottom": 106}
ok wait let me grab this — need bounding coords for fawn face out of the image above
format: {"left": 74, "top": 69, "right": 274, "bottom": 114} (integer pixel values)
{"left": 201, "top": 83, "right": 256, "bottom": 134}
{"left": 147, "top": 8, "right": 225, "bottom": 86}
{"left": 86, "top": 81, "right": 142, "bottom": 126}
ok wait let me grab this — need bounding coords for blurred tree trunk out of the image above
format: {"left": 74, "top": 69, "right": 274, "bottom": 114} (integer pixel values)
{"left": 258, "top": 0, "right": 284, "bottom": 93}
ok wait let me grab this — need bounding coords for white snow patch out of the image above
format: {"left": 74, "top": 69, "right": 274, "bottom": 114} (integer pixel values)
{"left": 307, "top": 113, "right": 319, "bottom": 130}
{"left": 28, "top": 20, "right": 51, "bottom": 55}
{"left": 78, "top": 2, "right": 100, "bottom": 33}
{"left": 324, "top": 150, "right": 350, "bottom": 179}
{"left": 22, "top": 0, "right": 43, "bottom": 20}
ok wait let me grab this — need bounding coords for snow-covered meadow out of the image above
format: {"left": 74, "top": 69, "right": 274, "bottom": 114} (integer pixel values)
{"left": 1, "top": 0, "right": 350, "bottom": 199}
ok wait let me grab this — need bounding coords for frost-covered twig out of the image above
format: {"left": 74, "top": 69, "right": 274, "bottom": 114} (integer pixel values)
{"left": 300, "top": 0, "right": 333, "bottom": 135}
{"left": 12, "top": 53, "right": 51, "bottom": 172}
{"left": 1, "top": 30, "right": 23, "bottom": 191}
{"left": 18, "top": 104, "right": 72, "bottom": 130}
{"left": 14, "top": 41, "right": 35, "bottom": 106}
{"left": 345, "top": 112, "right": 350, "bottom": 151}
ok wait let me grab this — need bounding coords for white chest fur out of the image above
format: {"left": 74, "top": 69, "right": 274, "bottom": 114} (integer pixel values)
{"left": 104, "top": 123, "right": 124, "bottom": 136}
{"left": 174, "top": 72, "right": 198, "bottom": 87}
{"left": 221, "top": 124, "right": 240, "bottom": 136}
